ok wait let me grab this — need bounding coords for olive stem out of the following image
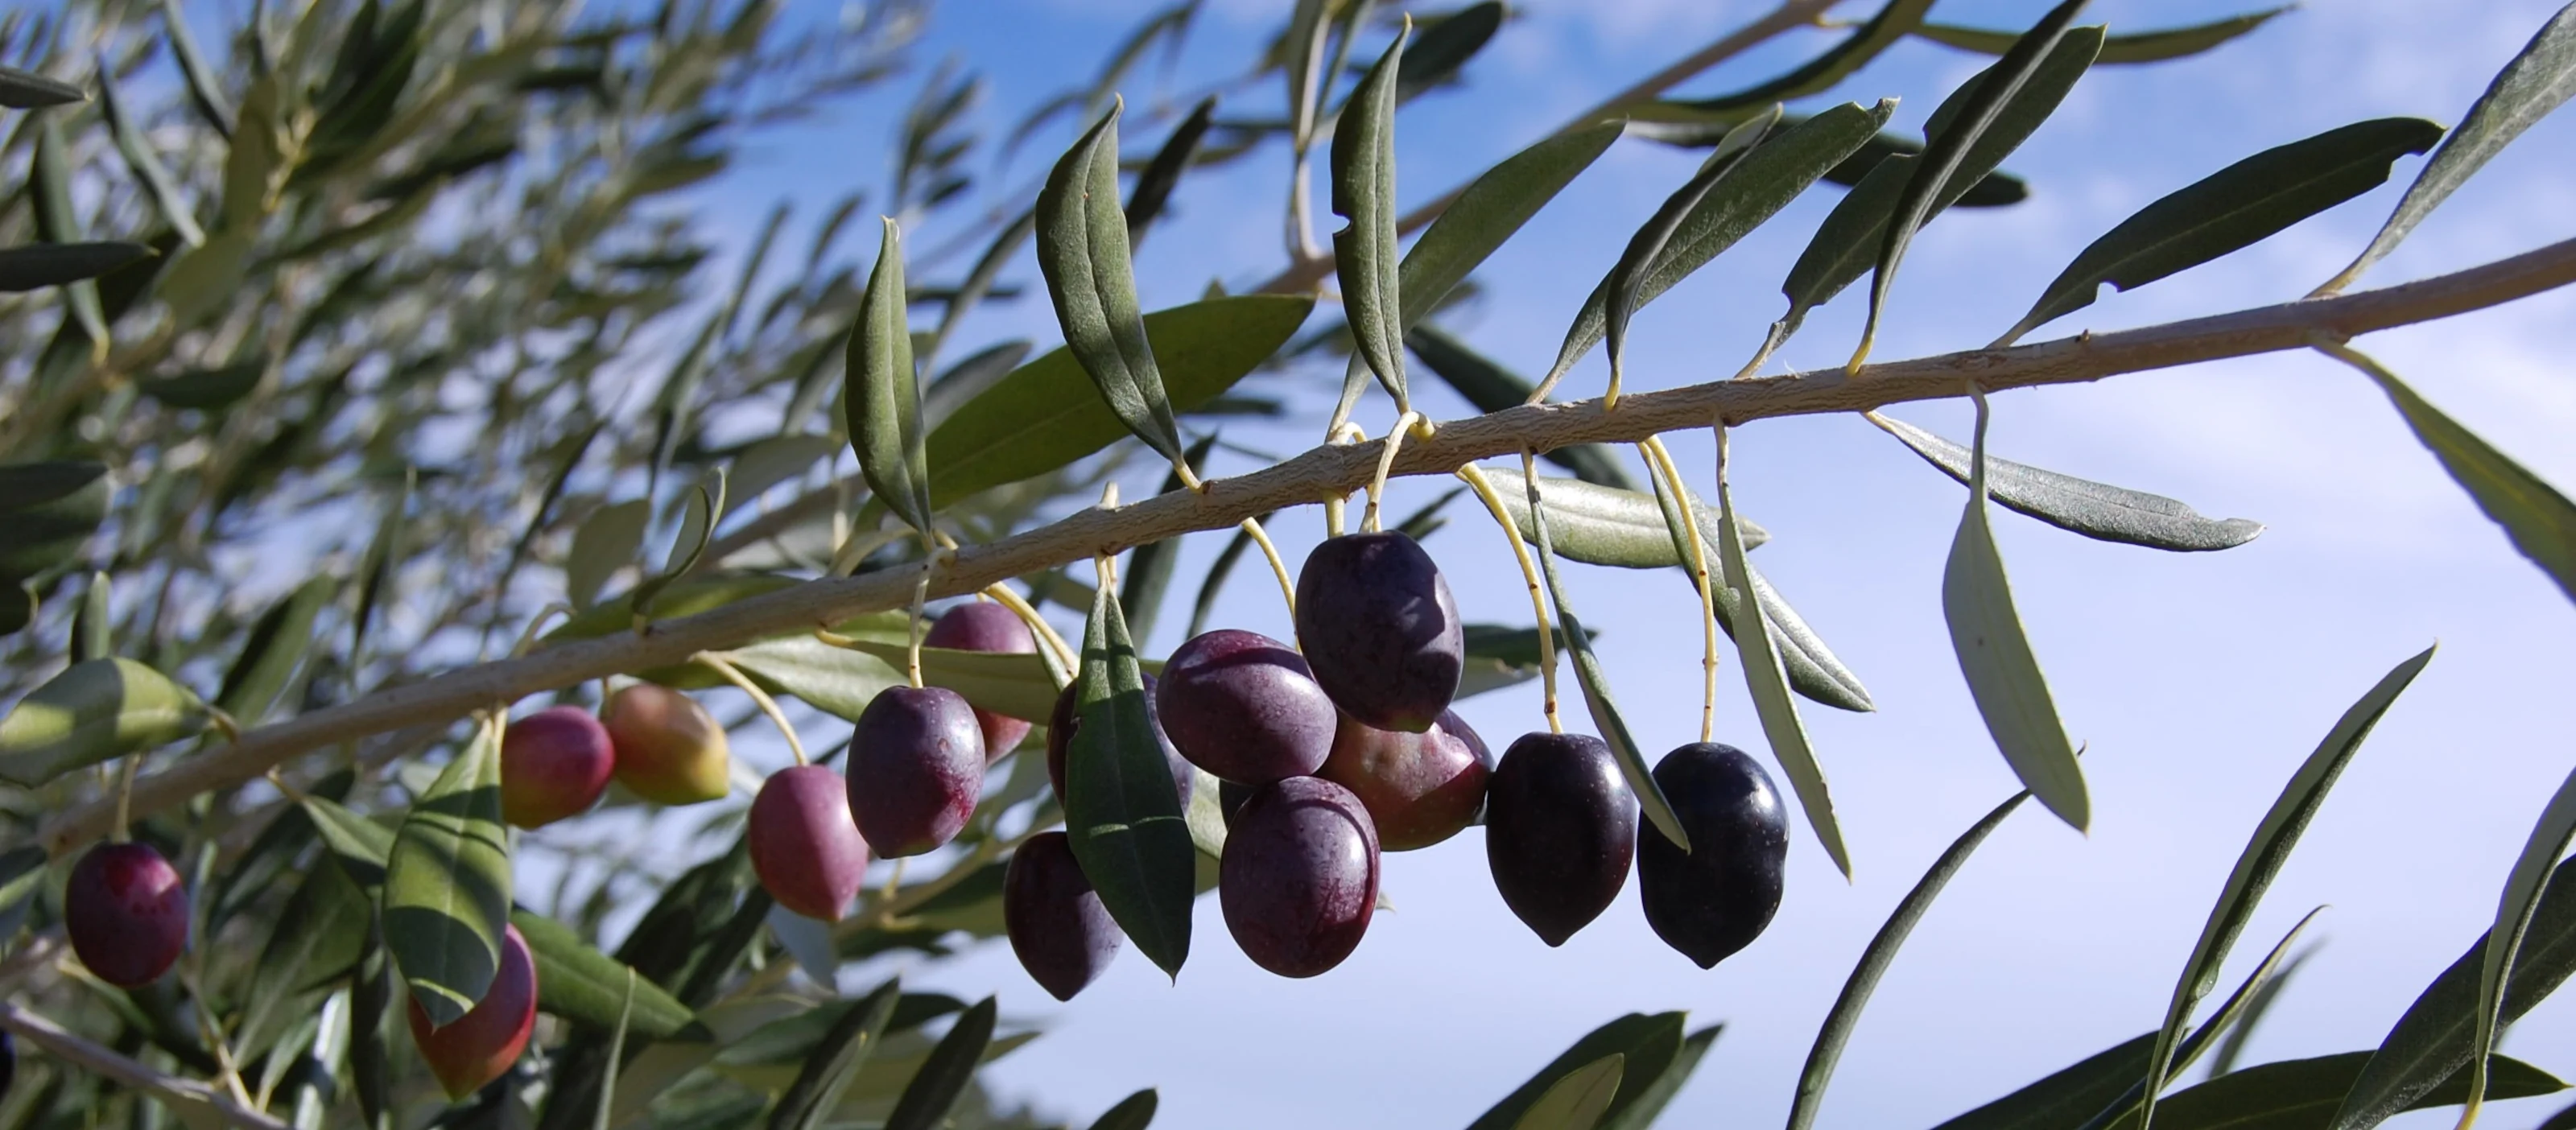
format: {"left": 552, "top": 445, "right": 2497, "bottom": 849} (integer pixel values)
{"left": 1516, "top": 452, "right": 1572, "bottom": 735}
{"left": 0, "top": 999, "right": 288, "bottom": 1130}
{"left": 1457, "top": 461, "right": 1561, "bottom": 735}
{"left": 695, "top": 651, "right": 807, "bottom": 766}
{"left": 177, "top": 964, "right": 256, "bottom": 1112}
{"left": 1238, "top": 517, "right": 1298, "bottom": 618}
{"left": 508, "top": 602, "right": 575, "bottom": 659}
{"left": 111, "top": 753, "right": 139, "bottom": 843}
{"left": 1362, "top": 411, "right": 1426, "bottom": 534}
{"left": 1640, "top": 436, "right": 1721, "bottom": 744}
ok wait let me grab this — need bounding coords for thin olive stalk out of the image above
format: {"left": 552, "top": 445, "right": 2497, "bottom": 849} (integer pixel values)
{"left": 1457, "top": 461, "right": 1563, "bottom": 734}
{"left": 695, "top": 652, "right": 809, "bottom": 765}
{"left": 1639, "top": 435, "right": 1721, "bottom": 743}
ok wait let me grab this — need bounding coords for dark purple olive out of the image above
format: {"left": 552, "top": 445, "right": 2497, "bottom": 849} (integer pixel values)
{"left": 66, "top": 842, "right": 188, "bottom": 987}
{"left": 1046, "top": 674, "right": 1192, "bottom": 809}
{"left": 749, "top": 765, "right": 871, "bottom": 922}
{"left": 1005, "top": 831, "right": 1123, "bottom": 1000}
{"left": 0, "top": 1029, "right": 11, "bottom": 1101}
{"left": 1294, "top": 532, "right": 1462, "bottom": 733}
{"left": 1219, "top": 779, "right": 1253, "bottom": 829}
{"left": 1154, "top": 629, "right": 1335, "bottom": 785}
{"left": 848, "top": 687, "right": 985, "bottom": 858}
{"left": 924, "top": 602, "right": 1040, "bottom": 759}
{"left": 1637, "top": 743, "right": 1788, "bottom": 968}
{"left": 1318, "top": 708, "right": 1490, "bottom": 852}
{"left": 1220, "top": 777, "right": 1380, "bottom": 978}
{"left": 1485, "top": 732, "right": 1636, "bottom": 946}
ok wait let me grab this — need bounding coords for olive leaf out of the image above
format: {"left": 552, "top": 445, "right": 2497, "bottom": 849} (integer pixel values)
{"left": 382, "top": 720, "right": 514, "bottom": 1026}
{"left": 1037, "top": 105, "right": 1192, "bottom": 468}
{"left": 2317, "top": 2, "right": 2576, "bottom": 295}
{"left": 0, "top": 658, "right": 212, "bottom": 787}
{"left": 2456, "top": 762, "right": 2576, "bottom": 1124}
{"left": 1788, "top": 790, "right": 2029, "bottom": 1130}
{"left": 1860, "top": 0, "right": 2092, "bottom": 366}
{"left": 2206, "top": 944, "right": 2317, "bottom": 1078}
{"left": 1125, "top": 97, "right": 1216, "bottom": 250}
{"left": 72, "top": 572, "right": 110, "bottom": 664}
{"left": 1548, "top": 101, "right": 1893, "bottom": 389}
{"left": 1714, "top": 431, "right": 1852, "bottom": 876}
{"left": 1806, "top": 126, "right": 2027, "bottom": 206}
{"left": 0, "top": 64, "right": 83, "bottom": 107}
{"left": 2323, "top": 344, "right": 2576, "bottom": 606}
{"left": 1489, "top": 473, "right": 1766, "bottom": 567}
{"left": 0, "top": 460, "right": 109, "bottom": 581}
{"left": 140, "top": 361, "right": 266, "bottom": 410}
{"left": 1658, "top": 0, "right": 1934, "bottom": 119}
{"left": 33, "top": 115, "right": 109, "bottom": 350}
{"left": 217, "top": 575, "right": 336, "bottom": 726}
{"left": 631, "top": 471, "right": 728, "bottom": 620}
{"left": 96, "top": 56, "right": 206, "bottom": 247}
{"left": 881, "top": 996, "right": 997, "bottom": 1130}
{"left": 1914, "top": 6, "right": 2287, "bottom": 64}
{"left": 923, "top": 340, "right": 1035, "bottom": 430}
{"left": 1468, "top": 1012, "right": 1690, "bottom": 1130}
{"left": 565, "top": 499, "right": 652, "bottom": 610}
{"left": 1522, "top": 472, "right": 1690, "bottom": 852}
{"left": 1332, "top": 21, "right": 1411, "bottom": 412}
{"left": 1873, "top": 414, "right": 2264, "bottom": 551}
{"left": 237, "top": 860, "right": 373, "bottom": 1057}
{"left": 1406, "top": 328, "right": 1635, "bottom": 490}
{"left": 1403, "top": 121, "right": 1623, "bottom": 332}
{"left": 1063, "top": 578, "right": 1195, "bottom": 977}
{"left": 848, "top": 219, "right": 935, "bottom": 534}
{"left": 1087, "top": 1090, "right": 1160, "bottom": 1130}
{"left": 1779, "top": 27, "right": 2105, "bottom": 342}
{"left": 1942, "top": 402, "right": 2090, "bottom": 832}
{"left": 828, "top": 640, "right": 1055, "bottom": 724}
{"left": 927, "top": 208, "right": 1037, "bottom": 364}
{"left": 511, "top": 910, "right": 697, "bottom": 1041}
{"left": 1513, "top": 1055, "right": 1623, "bottom": 1130}
{"left": 2134, "top": 646, "right": 2435, "bottom": 1130}
{"left": 1596, "top": 1025, "right": 1720, "bottom": 1130}
{"left": 0, "top": 243, "right": 152, "bottom": 292}
{"left": 767, "top": 978, "right": 903, "bottom": 1130}
{"left": 1600, "top": 109, "right": 1779, "bottom": 394}
{"left": 2136, "top": 1054, "right": 2562, "bottom": 1130}
{"left": 2332, "top": 857, "right": 2576, "bottom": 1129}
{"left": 2004, "top": 118, "right": 2443, "bottom": 344}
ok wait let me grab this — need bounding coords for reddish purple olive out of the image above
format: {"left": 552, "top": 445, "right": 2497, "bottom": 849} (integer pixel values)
{"left": 1154, "top": 629, "right": 1335, "bottom": 785}
{"left": 1294, "top": 532, "right": 1463, "bottom": 733}
{"left": 1318, "top": 707, "right": 1491, "bottom": 852}
{"left": 1004, "top": 831, "right": 1122, "bottom": 1000}
{"left": 848, "top": 687, "right": 985, "bottom": 858}
{"left": 1220, "top": 776, "right": 1381, "bottom": 978}
{"left": 406, "top": 924, "right": 537, "bottom": 1100}
{"left": 750, "top": 765, "right": 871, "bottom": 922}
{"left": 1485, "top": 732, "right": 1636, "bottom": 946}
{"left": 66, "top": 841, "right": 188, "bottom": 987}
{"left": 1046, "top": 675, "right": 1192, "bottom": 809}
{"left": 1637, "top": 743, "right": 1788, "bottom": 968}
{"left": 499, "top": 706, "right": 617, "bottom": 829}
{"left": 924, "top": 602, "right": 1041, "bottom": 758}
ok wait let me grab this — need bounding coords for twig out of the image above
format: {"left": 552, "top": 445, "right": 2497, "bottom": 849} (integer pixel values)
{"left": 0, "top": 1000, "right": 291, "bottom": 1130}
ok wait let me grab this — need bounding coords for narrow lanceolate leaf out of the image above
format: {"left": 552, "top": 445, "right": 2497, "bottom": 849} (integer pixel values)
{"left": 383, "top": 721, "right": 514, "bottom": 1027}
{"left": 1286, "top": 0, "right": 1334, "bottom": 150}
{"left": 1088, "top": 1090, "right": 1160, "bottom": 1130}
{"left": 2074, "top": 909, "right": 2327, "bottom": 1130}
{"left": 1406, "top": 328, "right": 1636, "bottom": 489}
{"left": 72, "top": 573, "right": 109, "bottom": 665}
{"left": 566, "top": 500, "right": 651, "bottom": 610}
{"left": 2318, "top": 2, "right": 2576, "bottom": 295}
{"left": 1470, "top": 1013, "right": 1690, "bottom": 1130}
{"left": 158, "top": 0, "right": 234, "bottom": 136}
{"left": 1335, "top": 23, "right": 1413, "bottom": 410}
{"left": 1860, "top": 0, "right": 2092, "bottom": 367}
{"left": 1524, "top": 476, "right": 1690, "bottom": 852}
{"left": 2136, "top": 646, "right": 2437, "bottom": 1130}
{"left": 0, "top": 658, "right": 211, "bottom": 787}
{"left": 0, "top": 64, "right": 83, "bottom": 107}
{"left": 1401, "top": 122, "right": 1623, "bottom": 330}
{"left": 237, "top": 859, "right": 372, "bottom": 1056}
{"left": 882, "top": 996, "right": 997, "bottom": 1130}
{"left": 1549, "top": 101, "right": 1893, "bottom": 388}
{"left": 632, "top": 473, "right": 727, "bottom": 618}
{"left": 2138, "top": 1054, "right": 2563, "bottom": 1130}
{"left": 0, "top": 243, "right": 151, "bottom": 292}
{"left": 97, "top": 58, "right": 205, "bottom": 247}
{"left": 0, "top": 460, "right": 109, "bottom": 581}
{"left": 1874, "top": 414, "right": 2264, "bottom": 551}
{"left": 1601, "top": 109, "right": 1780, "bottom": 394}
{"left": 1661, "top": 0, "right": 1934, "bottom": 119}
{"left": 768, "top": 979, "right": 903, "bottom": 1130}
{"left": 1788, "top": 791, "right": 2030, "bottom": 1130}
{"left": 1065, "top": 580, "right": 1195, "bottom": 977}
{"left": 352, "top": 917, "right": 398, "bottom": 1130}
{"left": 2207, "top": 944, "right": 2317, "bottom": 1078}
{"left": 1491, "top": 475, "right": 1765, "bottom": 568}
{"left": 1515, "top": 1056, "right": 1625, "bottom": 1130}
{"left": 2332, "top": 857, "right": 2576, "bottom": 1130}
{"left": 1037, "top": 106, "right": 1190, "bottom": 467}
{"left": 2324, "top": 345, "right": 2576, "bottom": 606}
{"left": 2458, "top": 765, "right": 2576, "bottom": 1124}
{"left": 848, "top": 220, "right": 935, "bottom": 534}
{"left": 1125, "top": 97, "right": 1216, "bottom": 250}
{"left": 1715, "top": 431, "right": 1852, "bottom": 876}
{"left": 2004, "top": 118, "right": 2442, "bottom": 344}
{"left": 1781, "top": 27, "right": 2105, "bottom": 337}
{"left": 510, "top": 910, "right": 696, "bottom": 1041}
{"left": 33, "top": 116, "right": 109, "bottom": 350}
{"left": 141, "top": 362, "right": 265, "bottom": 410}
{"left": 1598, "top": 1025, "right": 1721, "bottom": 1130}
{"left": 1914, "top": 7, "right": 2287, "bottom": 64}
{"left": 218, "top": 575, "right": 335, "bottom": 726}
{"left": 1942, "top": 406, "right": 2089, "bottom": 831}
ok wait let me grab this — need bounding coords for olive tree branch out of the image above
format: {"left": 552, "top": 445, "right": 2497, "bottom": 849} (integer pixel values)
{"left": 0, "top": 1000, "right": 292, "bottom": 1130}
{"left": 40, "top": 233, "right": 2576, "bottom": 857}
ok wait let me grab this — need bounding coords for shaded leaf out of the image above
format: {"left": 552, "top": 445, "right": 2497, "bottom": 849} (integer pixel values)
{"left": 1064, "top": 579, "right": 1195, "bottom": 976}
{"left": 1125, "top": 97, "right": 1216, "bottom": 250}
{"left": 217, "top": 575, "right": 335, "bottom": 726}
{"left": 566, "top": 500, "right": 653, "bottom": 610}
{"left": 1715, "top": 431, "right": 1852, "bottom": 876}
{"left": 1087, "top": 1090, "right": 1159, "bottom": 1130}
{"left": 1660, "top": 0, "right": 1934, "bottom": 118}
{"left": 237, "top": 859, "right": 372, "bottom": 1056}
{"left": 2116, "top": 1053, "right": 2562, "bottom": 1130}
{"left": 157, "top": 0, "right": 234, "bottom": 136}
{"left": 510, "top": 909, "right": 696, "bottom": 1041}
{"left": 2318, "top": 2, "right": 2576, "bottom": 294}
{"left": 0, "top": 460, "right": 109, "bottom": 580}
{"left": 2458, "top": 763, "right": 2576, "bottom": 1123}
{"left": 0, "top": 64, "right": 82, "bottom": 107}
{"left": 1469, "top": 1013, "right": 1684, "bottom": 1130}
{"left": 2208, "top": 945, "right": 2318, "bottom": 1078}
{"left": 767, "top": 979, "right": 902, "bottom": 1130}
{"left": 2006, "top": 118, "right": 2442, "bottom": 343}
{"left": 1874, "top": 414, "right": 2263, "bottom": 551}
{"left": 728, "top": 435, "right": 841, "bottom": 506}
{"left": 0, "top": 658, "right": 211, "bottom": 787}
{"left": 1333, "top": 23, "right": 1412, "bottom": 410}
{"left": 1406, "top": 327, "right": 1634, "bottom": 489}
{"left": 1915, "top": 7, "right": 2287, "bottom": 64}
{"left": 1597, "top": 1025, "right": 1721, "bottom": 1130}
{"left": 923, "top": 340, "right": 1034, "bottom": 430}
{"left": 0, "top": 242, "right": 152, "bottom": 292}
{"left": 881, "top": 996, "right": 997, "bottom": 1130}
{"left": 1038, "top": 105, "right": 1191, "bottom": 467}
{"left": 141, "top": 362, "right": 266, "bottom": 410}
{"left": 72, "top": 571, "right": 109, "bottom": 664}
{"left": 1602, "top": 109, "right": 1779, "bottom": 394}
{"left": 32, "top": 116, "right": 107, "bottom": 349}
{"left": 96, "top": 56, "right": 205, "bottom": 247}
{"left": 383, "top": 720, "right": 514, "bottom": 1026}
{"left": 848, "top": 220, "right": 934, "bottom": 534}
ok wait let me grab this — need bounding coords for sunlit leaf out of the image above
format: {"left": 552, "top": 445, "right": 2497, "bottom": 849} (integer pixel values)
{"left": 511, "top": 910, "right": 698, "bottom": 1041}
{"left": 1334, "top": 22, "right": 1412, "bottom": 410}
{"left": 2457, "top": 763, "right": 2576, "bottom": 1124}
{"left": 1513, "top": 1055, "right": 1624, "bottom": 1130}
{"left": 848, "top": 220, "right": 935, "bottom": 534}
{"left": 0, "top": 658, "right": 211, "bottom": 787}
{"left": 1874, "top": 414, "right": 2264, "bottom": 551}
{"left": 1038, "top": 105, "right": 1191, "bottom": 467}
{"left": 383, "top": 720, "right": 514, "bottom": 1026}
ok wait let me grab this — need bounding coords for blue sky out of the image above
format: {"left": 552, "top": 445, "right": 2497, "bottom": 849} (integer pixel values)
{"left": 674, "top": 1, "right": 2576, "bottom": 1126}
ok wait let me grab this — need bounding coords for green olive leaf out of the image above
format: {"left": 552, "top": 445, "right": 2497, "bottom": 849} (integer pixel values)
{"left": 0, "top": 242, "right": 153, "bottom": 292}
{"left": 1086, "top": 1090, "right": 1160, "bottom": 1130}
{"left": 1942, "top": 402, "right": 2090, "bottom": 832}
{"left": 1489, "top": 473, "right": 1767, "bottom": 567}
{"left": 1596, "top": 1025, "right": 1720, "bottom": 1130}
{"left": 1512, "top": 1055, "right": 1624, "bottom": 1130}
{"left": 720, "top": 634, "right": 908, "bottom": 724}
{"left": 33, "top": 115, "right": 109, "bottom": 350}
{"left": 1403, "top": 121, "right": 1622, "bottom": 334}
{"left": 1874, "top": 414, "right": 2264, "bottom": 551}
{"left": 1064, "top": 578, "right": 1194, "bottom": 978}
{"left": 1468, "top": 1012, "right": 1690, "bottom": 1130}
{"left": 140, "top": 361, "right": 267, "bottom": 410}
{"left": 96, "top": 56, "right": 206, "bottom": 247}
{"left": 1601, "top": 109, "right": 1780, "bottom": 395}
{"left": 767, "top": 978, "right": 903, "bottom": 1130}
{"left": 2318, "top": 2, "right": 2576, "bottom": 295}
{"left": 511, "top": 909, "right": 697, "bottom": 1041}
{"left": 1913, "top": 6, "right": 2287, "bottom": 64}
{"left": 0, "top": 460, "right": 109, "bottom": 581}
{"left": 1714, "top": 431, "right": 1852, "bottom": 876}
{"left": 848, "top": 219, "right": 935, "bottom": 534}
{"left": 1332, "top": 23, "right": 1412, "bottom": 411}
{"left": 0, "top": 658, "right": 212, "bottom": 787}
{"left": 2456, "top": 761, "right": 2576, "bottom": 1124}
{"left": 237, "top": 859, "right": 373, "bottom": 1057}
{"left": 217, "top": 575, "right": 336, "bottom": 727}
{"left": 1125, "top": 97, "right": 1216, "bottom": 250}
{"left": 0, "top": 64, "right": 83, "bottom": 107}
{"left": 2005, "top": 118, "right": 2443, "bottom": 344}
{"left": 1521, "top": 472, "right": 1690, "bottom": 853}
{"left": 881, "top": 996, "right": 997, "bottom": 1130}
{"left": 2108, "top": 1053, "right": 2562, "bottom": 1130}
{"left": 1037, "top": 105, "right": 1191, "bottom": 468}
{"left": 565, "top": 499, "right": 653, "bottom": 610}
{"left": 1654, "top": 0, "right": 1935, "bottom": 121}
{"left": 383, "top": 720, "right": 514, "bottom": 1027}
